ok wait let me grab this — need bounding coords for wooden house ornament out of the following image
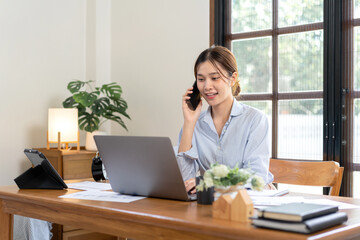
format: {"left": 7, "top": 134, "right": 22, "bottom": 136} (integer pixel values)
{"left": 212, "top": 194, "right": 232, "bottom": 220}
{"left": 212, "top": 189, "right": 254, "bottom": 222}
{"left": 231, "top": 189, "right": 254, "bottom": 222}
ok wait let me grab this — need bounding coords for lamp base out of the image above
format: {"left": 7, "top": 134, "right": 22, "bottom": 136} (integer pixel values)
{"left": 47, "top": 131, "right": 80, "bottom": 151}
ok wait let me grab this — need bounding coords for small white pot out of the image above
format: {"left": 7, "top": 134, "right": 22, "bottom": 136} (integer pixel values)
{"left": 85, "top": 131, "right": 107, "bottom": 151}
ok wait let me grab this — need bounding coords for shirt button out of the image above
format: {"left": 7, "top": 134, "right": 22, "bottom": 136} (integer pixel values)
{"left": 218, "top": 146, "right": 221, "bottom": 150}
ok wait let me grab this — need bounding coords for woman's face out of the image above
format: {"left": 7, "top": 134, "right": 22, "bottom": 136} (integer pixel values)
{"left": 196, "top": 60, "right": 235, "bottom": 108}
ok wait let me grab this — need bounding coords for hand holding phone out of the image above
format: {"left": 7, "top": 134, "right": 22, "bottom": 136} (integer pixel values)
{"left": 186, "top": 81, "right": 201, "bottom": 111}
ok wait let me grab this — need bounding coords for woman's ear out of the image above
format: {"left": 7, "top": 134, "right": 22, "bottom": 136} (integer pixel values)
{"left": 230, "top": 72, "right": 238, "bottom": 86}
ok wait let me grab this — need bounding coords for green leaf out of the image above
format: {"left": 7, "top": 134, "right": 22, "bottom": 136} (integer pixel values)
{"left": 67, "top": 80, "right": 86, "bottom": 94}
{"left": 103, "top": 112, "right": 128, "bottom": 131}
{"left": 78, "top": 112, "right": 100, "bottom": 133}
{"left": 62, "top": 96, "right": 77, "bottom": 108}
{"left": 101, "top": 82, "right": 122, "bottom": 100}
{"left": 91, "top": 97, "right": 110, "bottom": 115}
{"left": 114, "top": 97, "right": 128, "bottom": 110}
{"left": 107, "top": 104, "right": 130, "bottom": 120}
{"left": 73, "top": 92, "right": 98, "bottom": 107}
{"left": 92, "top": 90, "right": 101, "bottom": 95}
{"left": 63, "top": 96, "right": 86, "bottom": 113}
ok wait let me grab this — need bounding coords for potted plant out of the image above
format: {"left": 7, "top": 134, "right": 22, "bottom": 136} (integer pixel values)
{"left": 196, "top": 163, "right": 265, "bottom": 205}
{"left": 63, "top": 80, "right": 130, "bottom": 150}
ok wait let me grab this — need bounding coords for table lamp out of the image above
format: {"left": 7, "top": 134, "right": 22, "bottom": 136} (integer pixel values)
{"left": 47, "top": 108, "right": 80, "bottom": 151}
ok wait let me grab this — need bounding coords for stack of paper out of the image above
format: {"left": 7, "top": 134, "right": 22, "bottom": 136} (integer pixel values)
{"left": 60, "top": 181, "right": 146, "bottom": 203}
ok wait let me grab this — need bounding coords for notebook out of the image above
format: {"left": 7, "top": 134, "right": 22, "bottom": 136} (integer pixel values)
{"left": 257, "top": 203, "right": 338, "bottom": 222}
{"left": 252, "top": 212, "right": 347, "bottom": 234}
{"left": 94, "top": 135, "right": 196, "bottom": 201}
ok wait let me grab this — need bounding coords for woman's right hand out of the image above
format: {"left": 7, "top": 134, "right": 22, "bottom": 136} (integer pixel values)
{"left": 182, "top": 87, "right": 202, "bottom": 126}
{"left": 185, "top": 178, "right": 196, "bottom": 194}
{"left": 178, "top": 87, "right": 203, "bottom": 153}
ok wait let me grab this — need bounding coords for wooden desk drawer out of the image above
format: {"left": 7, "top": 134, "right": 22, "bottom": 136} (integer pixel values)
{"left": 63, "top": 229, "right": 118, "bottom": 240}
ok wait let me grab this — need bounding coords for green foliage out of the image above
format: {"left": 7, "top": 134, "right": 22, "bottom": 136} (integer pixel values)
{"left": 355, "top": 99, "right": 360, "bottom": 116}
{"left": 63, "top": 80, "right": 130, "bottom": 133}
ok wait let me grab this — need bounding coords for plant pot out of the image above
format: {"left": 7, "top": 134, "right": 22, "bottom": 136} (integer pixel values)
{"left": 85, "top": 131, "right": 107, "bottom": 151}
{"left": 196, "top": 176, "right": 214, "bottom": 205}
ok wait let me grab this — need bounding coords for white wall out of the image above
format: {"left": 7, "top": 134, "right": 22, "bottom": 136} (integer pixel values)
{"left": 111, "top": 0, "right": 209, "bottom": 144}
{"left": 0, "top": 0, "right": 209, "bottom": 186}
{"left": 0, "top": 0, "right": 86, "bottom": 185}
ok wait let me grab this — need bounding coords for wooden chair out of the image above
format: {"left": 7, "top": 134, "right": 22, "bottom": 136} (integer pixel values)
{"left": 269, "top": 158, "right": 344, "bottom": 196}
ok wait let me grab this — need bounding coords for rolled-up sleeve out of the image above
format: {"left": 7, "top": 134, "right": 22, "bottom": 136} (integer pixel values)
{"left": 173, "top": 128, "right": 199, "bottom": 181}
{"left": 242, "top": 114, "right": 274, "bottom": 184}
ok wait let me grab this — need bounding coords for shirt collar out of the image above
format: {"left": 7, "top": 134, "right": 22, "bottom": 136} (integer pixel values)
{"left": 230, "top": 98, "right": 244, "bottom": 117}
{"left": 202, "top": 98, "right": 244, "bottom": 124}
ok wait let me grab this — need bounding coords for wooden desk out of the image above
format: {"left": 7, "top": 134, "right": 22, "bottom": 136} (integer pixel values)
{"left": 1, "top": 186, "right": 360, "bottom": 240}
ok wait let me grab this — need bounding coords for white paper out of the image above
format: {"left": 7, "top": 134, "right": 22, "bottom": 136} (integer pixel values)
{"left": 59, "top": 191, "right": 146, "bottom": 203}
{"left": 247, "top": 189, "right": 289, "bottom": 197}
{"left": 251, "top": 196, "right": 305, "bottom": 207}
{"left": 67, "top": 181, "right": 112, "bottom": 191}
{"left": 252, "top": 196, "right": 360, "bottom": 210}
{"left": 303, "top": 198, "right": 360, "bottom": 210}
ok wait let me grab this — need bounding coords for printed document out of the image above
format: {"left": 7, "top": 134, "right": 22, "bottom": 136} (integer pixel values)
{"left": 59, "top": 190, "right": 146, "bottom": 203}
{"left": 67, "top": 181, "right": 112, "bottom": 191}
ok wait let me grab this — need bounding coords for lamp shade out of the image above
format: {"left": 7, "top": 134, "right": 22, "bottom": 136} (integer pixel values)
{"left": 48, "top": 108, "right": 78, "bottom": 142}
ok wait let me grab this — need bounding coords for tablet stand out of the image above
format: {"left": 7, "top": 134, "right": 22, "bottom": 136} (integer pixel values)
{"left": 14, "top": 165, "right": 64, "bottom": 189}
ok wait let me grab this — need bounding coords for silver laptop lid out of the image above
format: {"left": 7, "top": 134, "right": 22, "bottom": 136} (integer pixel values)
{"left": 94, "top": 135, "right": 191, "bottom": 201}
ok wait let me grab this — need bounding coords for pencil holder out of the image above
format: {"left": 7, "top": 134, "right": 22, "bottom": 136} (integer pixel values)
{"left": 196, "top": 176, "right": 214, "bottom": 205}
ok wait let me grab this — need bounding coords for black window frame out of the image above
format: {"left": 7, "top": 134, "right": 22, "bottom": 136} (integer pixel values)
{"left": 212, "top": 0, "right": 357, "bottom": 197}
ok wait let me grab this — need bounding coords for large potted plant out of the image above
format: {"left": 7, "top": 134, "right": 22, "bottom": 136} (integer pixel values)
{"left": 63, "top": 80, "right": 130, "bottom": 150}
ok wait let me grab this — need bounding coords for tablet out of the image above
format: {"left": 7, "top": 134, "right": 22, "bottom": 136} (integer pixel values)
{"left": 24, "top": 149, "right": 68, "bottom": 189}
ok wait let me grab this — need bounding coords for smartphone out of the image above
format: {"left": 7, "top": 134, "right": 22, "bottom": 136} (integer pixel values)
{"left": 186, "top": 81, "right": 201, "bottom": 111}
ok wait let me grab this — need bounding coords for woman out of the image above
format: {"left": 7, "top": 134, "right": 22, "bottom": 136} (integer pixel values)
{"left": 175, "top": 46, "right": 273, "bottom": 194}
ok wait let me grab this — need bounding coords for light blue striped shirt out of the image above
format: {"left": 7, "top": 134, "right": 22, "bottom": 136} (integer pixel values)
{"left": 174, "top": 99, "right": 273, "bottom": 184}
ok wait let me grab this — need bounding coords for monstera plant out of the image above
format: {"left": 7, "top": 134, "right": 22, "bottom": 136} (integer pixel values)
{"left": 62, "top": 80, "right": 130, "bottom": 133}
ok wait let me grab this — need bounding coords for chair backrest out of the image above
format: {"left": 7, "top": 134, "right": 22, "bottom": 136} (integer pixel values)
{"left": 269, "top": 158, "right": 344, "bottom": 196}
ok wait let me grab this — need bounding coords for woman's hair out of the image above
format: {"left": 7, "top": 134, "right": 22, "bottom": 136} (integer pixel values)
{"left": 194, "top": 46, "right": 240, "bottom": 96}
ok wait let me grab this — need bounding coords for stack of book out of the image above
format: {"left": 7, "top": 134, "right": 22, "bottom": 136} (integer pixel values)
{"left": 252, "top": 202, "right": 348, "bottom": 234}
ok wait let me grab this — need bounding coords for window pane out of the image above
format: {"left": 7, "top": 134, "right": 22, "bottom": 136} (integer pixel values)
{"left": 354, "top": 27, "right": 360, "bottom": 90}
{"left": 278, "top": 99, "right": 323, "bottom": 160}
{"left": 232, "top": 37, "right": 272, "bottom": 93}
{"left": 355, "top": 0, "right": 360, "bottom": 19}
{"left": 244, "top": 100, "right": 272, "bottom": 116}
{"left": 278, "top": 31, "right": 323, "bottom": 92}
{"left": 278, "top": 0, "right": 323, "bottom": 27}
{"left": 354, "top": 171, "right": 360, "bottom": 199}
{"left": 355, "top": 99, "right": 360, "bottom": 164}
{"left": 231, "top": 0, "right": 272, "bottom": 33}
{"left": 243, "top": 100, "right": 272, "bottom": 137}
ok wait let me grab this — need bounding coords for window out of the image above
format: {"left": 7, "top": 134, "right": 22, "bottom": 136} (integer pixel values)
{"left": 227, "top": 0, "right": 324, "bottom": 162}
{"left": 213, "top": 0, "right": 358, "bottom": 197}
{"left": 343, "top": 0, "right": 360, "bottom": 198}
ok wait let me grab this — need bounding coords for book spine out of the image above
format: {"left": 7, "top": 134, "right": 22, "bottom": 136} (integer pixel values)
{"left": 302, "top": 206, "right": 339, "bottom": 220}
{"left": 305, "top": 212, "right": 348, "bottom": 233}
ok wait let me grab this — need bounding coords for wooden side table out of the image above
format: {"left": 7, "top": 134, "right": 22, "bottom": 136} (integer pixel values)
{"left": 35, "top": 147, "right": 118, "bottom": 240}
{"left": 36, "top": 147, "right": 96, "bottom": 180}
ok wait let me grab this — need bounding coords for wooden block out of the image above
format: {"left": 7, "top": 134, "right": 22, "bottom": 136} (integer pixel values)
{"left": 212, "top": 194, "right": 233, "bottom": 220}
{"left": 231, "top": 189, "right": 254, "bottom": 222}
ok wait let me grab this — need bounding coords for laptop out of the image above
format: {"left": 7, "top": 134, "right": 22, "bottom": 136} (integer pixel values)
{"left": 94, "top": 135, "right": 196, "bottom": 201}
